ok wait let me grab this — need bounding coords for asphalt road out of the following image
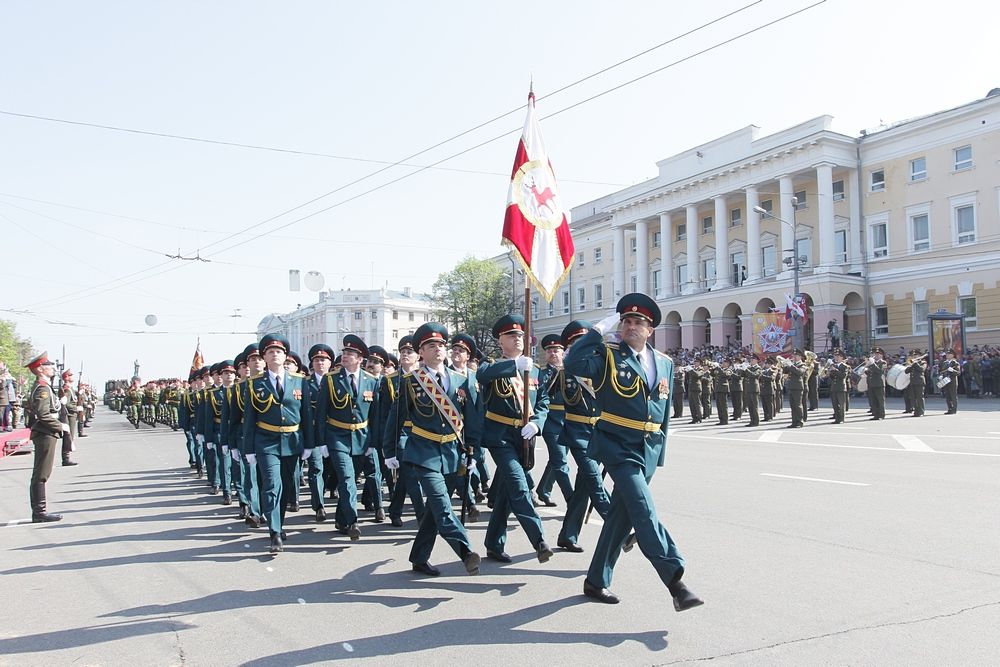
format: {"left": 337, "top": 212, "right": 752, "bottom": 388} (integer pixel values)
{"left": 1, "top": 395, "right": 998, "bottom": 666}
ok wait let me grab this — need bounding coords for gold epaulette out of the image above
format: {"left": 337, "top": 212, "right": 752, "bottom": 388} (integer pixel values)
{"left": 402, "top": 371, "right": 413, "bottom": 379}
{"left": 288, "top": 371, "right": 305, "bottom": 378}
{"left": 250, "top": 372, "right": 265, "bottom": 380}
{"left": 361, "top": 369, "right": 375, "bottom": 380}
{"left": 385, "top": 370, "right": 398, "bottom": 379}
{"left": 606, "top": 342, "right": 620, "bottom": 350}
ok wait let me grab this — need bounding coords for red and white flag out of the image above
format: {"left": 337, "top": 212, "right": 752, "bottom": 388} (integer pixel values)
{"left": 190, "top": 338, "right": 204, "bottom": 375}
{"left": 502, "top": 90, "right": 574, "bottom": 302}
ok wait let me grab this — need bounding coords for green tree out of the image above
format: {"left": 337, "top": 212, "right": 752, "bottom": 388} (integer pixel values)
{"left": 431, "top": 256, "right": 513, "bottom": 359}
{"left": 0, "top": 319, "right": 36, "bottom": 384}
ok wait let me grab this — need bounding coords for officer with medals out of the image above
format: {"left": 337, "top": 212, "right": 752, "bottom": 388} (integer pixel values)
{"left": 941, "top": 349, "right": 961, "bottom": 414}
{"left": 450, "top": 333, "right": 490, "bottom": 501}
{"left": 315, "top": 334, "right": 378, "bottom": 540}
{"left": 828, "top": 350, "right": 850, "bottom": 423}
{"left": 242, "top": 334, "right": 313, "bottom": 553}
{"left": 477, "top": 314, "right": 553, "bottom": 564}
{"left": 375, "top": 338, "right": 427, "bottom": 527}
{"left": 565, "top": 294, "right": 702, "bottom": 611}
{"left": 25, "top": 352, "right": 68, "bottom": 522}
{"left": 384, "top": 322, "right": 482, "bottom": 577}
{"left": 555, "top": 320, "right": 611, "bottom": 553}
{"left": 536, "top": 334, "right": 573, "bottom": 508}
{"left": 305, "top": 344, "right": 334, "bottom": 522}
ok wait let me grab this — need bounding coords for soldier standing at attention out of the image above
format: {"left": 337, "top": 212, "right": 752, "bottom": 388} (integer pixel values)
{"left": 536, "top": 334, "right": 572, "bottom": 508}
{"left": 729, "top": 354, "right": 744, "bottom": 421}
{"left": 305, "top": 344, "right": 334, "bottom": 522}
{"left": 25, "top": 352, "right": 68, "bottom": 522}
{"left": 477, "top": 314, "right": 553, "bottom": 564}
{"left": 242, "top": 334, "right": 313, "bottom": 553}
{"left": 907, "top": 351, "right": 928, "bottom": 417}
{"left": 315, "top": 334, "right": 378, "bottom": 541}
{"left": 59, "top": 369, "right": 80, "bottom": 466}
{"left": 566, "top": 294, "right": 702, "bottom": 611}
{"left": 785, "top": 350, "right": 806, "bottom": 429}
{"left": 941, "top": 349, "right": 961, "bottom": 414}
{"left": 760, "top": 358, "right": 776, "bottom": 422}
{"left": 712, "top": 360, "right": 730, "bottom": 426}
{"left": 699, "top": 361, "right": 713, "bottom": 419}
{"left": 686, "top": 363, "right": 702, "bottom": 424}
{"left": 743, "top": 356, "right": 761, "bottom": 427}
{"left": 828, "top": 350, "right": 850, "bottom": 424}
{"left": 384, "top": 322, "right": 482, "bottom": 577}
{"left": 864, "top": 348, "right": 887, "bottom": 420}
{"left": 671, "top": 362, "right": 685, "bottom": 419}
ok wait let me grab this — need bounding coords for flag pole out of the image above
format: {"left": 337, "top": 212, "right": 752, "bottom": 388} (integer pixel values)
{"left": 522, "top": 284, "right": 532, "bottom": 468}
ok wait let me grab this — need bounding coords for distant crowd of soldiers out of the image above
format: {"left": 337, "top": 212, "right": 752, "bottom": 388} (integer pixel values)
{"left": 105, "top": 378, "right": 182, "bottom": 428}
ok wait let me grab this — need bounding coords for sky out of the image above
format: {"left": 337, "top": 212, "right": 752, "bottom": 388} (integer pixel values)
{"left": 1, "top": 0, "right": 996, "bottom": 384}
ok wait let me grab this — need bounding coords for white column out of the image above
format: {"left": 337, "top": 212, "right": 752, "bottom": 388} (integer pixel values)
{"left": 613, "top": 225, "right": 626, "bottom": 297}
{"left": 848, "top": 167, "right": 862, "bottom": 271}
{"left": 816, "top": 163, "right": 836, "bottom": 269}
{"left": 635, "top": 219, "right": 649, "bottom": 294}
{"left": 745, "top": 186, "right": 762, "bottom": 282}
{"left": 685, "top": 204, "right": 700, "bottom": 293}
{"left": 778, "top": 175, "right": 795, "bottom": 278}
{"left": 713, "top": 195, "right": 730, "bottom": 289}
{"left": 659, "top": 211, "right": 673, "bottom": 297}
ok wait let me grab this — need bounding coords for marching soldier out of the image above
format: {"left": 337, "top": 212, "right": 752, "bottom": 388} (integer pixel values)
{"left": 785, "top": 350, "right": 806, "bottom": 428}
{"left": 304, "top": 344, "right": 334, "bottom": 522}
{"left": 25, "top": 352, "right": 68, "bottom": 522}
{"left": 316, "top": 334, "right": 379, "bottom": 540}
{"left": 361, "top": 346, "right": 392, "bottom": 514}
{"left": 450, "top": 333, "right": 489, "bottom": 500}
{"left": 686, "top": 363, "right": 702, "bottom": 424}
{"left": 729, "top": 354, "right": 744, "bottom": 420}
{"left": 555, "top": 320, "right": 611, "bottom": 553}
{"left": 384, "top": 322, "right": 482, "bottom": 577}
{"left": 760, "top": 358, "right": 776, "bottom": 422}
{"left": 179, "top": 371, "right": 201, "bottom": 474}
{"left": 566, "top": 294, "right": 702, "bottom": 611}
{"left": 671, "top": 362, "right": 685, "bottom": 419}
{"left": 699, "top": 361, "right": 713, "bottom": 419}
{"left": 125, "top": 377, "right": 142, "bottom": 427}
{"left": 536, "top": 334, "right": 572, "bottom": 508}
{"left": 165, "top": 378, "right": 181, "bottom": 430}
{"left": 222, "top": 353, "right": 248, "bottom": 519}
{"left": 828, "top": 350, "right": 850, "bottom": 423}
{"left": 743, "top": 356, "right": 761, "bottom": 427}
{"left": 865, "top": 348, "right": 887, "bottom": 420}
{"left": 807, "top": 354, "right": 821, "bottom": 412}
{"left": 907, "top": 351, "right": 928, "bottom": 417}
{"left": 477, "top": 314, "right": 553, "bottom": 564}
{"left": 712, "top": 360, "right": 730, "bottom": 425}
{"left": 234, "top": 344, "right": 266, "bottom": 526}
{"left": 199, "top": 363, "right": 230, "bottom": 498}
{"left": 941, "top": 349, "right": 961, "bottom": 414}
{"left": 242, "top": 334, "right": 313, "bottom": 553}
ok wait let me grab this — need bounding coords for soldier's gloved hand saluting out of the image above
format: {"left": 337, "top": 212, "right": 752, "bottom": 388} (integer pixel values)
{"left": 515, "top": 356, "right": 533, "bottom": 372}
{"left": 594, "top": 312, "right": 621, "bottom": 335}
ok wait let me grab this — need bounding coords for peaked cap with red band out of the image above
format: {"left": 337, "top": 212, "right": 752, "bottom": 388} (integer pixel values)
{"left": 414, "top": 322, "right": 449, "bottom": 349}
{"left": 492, "top": 314, "right": 526, "bottom": 339}
{"left": 25, "top": 351, "right": 53, "bottom": 372}
{"left": 561, "top": 320, "right": 592, "bottom": 346}
{"left": 260, "top": 333, "right": 289, "bottom": 354}
{"left": 616, "top": 293, "right": 661, "bottom": 328}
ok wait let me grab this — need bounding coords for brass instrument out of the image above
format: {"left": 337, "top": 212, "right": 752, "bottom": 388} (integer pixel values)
{"left": 804, "top": 350, "right": 817, "bottom": 364}
{"left": 775, "top": 355, "right": 793, "bottom": 368}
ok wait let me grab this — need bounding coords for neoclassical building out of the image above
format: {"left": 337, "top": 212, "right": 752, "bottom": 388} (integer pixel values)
{"left": 513, "top": 89, "right": 1000, "bottom": 354}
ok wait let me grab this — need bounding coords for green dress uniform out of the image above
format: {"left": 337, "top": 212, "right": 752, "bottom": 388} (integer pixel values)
{"left": 743, "top": 364, "right": 761, "bottom": 426}
{"left": 59, "top": 383, "right": 78, "bottom": 464}
{"left": 201, "top": 380, "right": 232, "bottom": 500}
{"left": 785, "top": 361, "right": 806, "bottom": 428}
{"left": 672, "top": 370, "right": 685, "bottom": 419}
{"left": 686, "top": 367, "right": 702, "bottom": 423}
{"left": 907, "top": 360, "right": 928, "bottom": 417}
{"left": 27, "top": 374, "right": 64, "bottom": 522}
{"left": 712, "top": 366, "right": 730, "bottom": 425}
{"left": 243, "top": 367, "right": 312, "bottom": 543}
{"left": 477, "top": 355, "right": 550, "bottom": 559}
{"left": 941, "top": 358, "right": 960, "bottom": 414}
{"left": 808, "top": 361, "right": 821, "bottom": 411}
{"left": 760, "top": 365, "right": 775, "bottom": 422}
{"left": 829, "top": 361, "right": 850, "bottom": 422}
{"left": 865, "top": 360, "right": 887, "bottom": 420}
{"left": 302, "top": 371, "right": 328, "bottom": 515}
{"left": 729, "top": 365, "right": 744, "bottom": 420}
{"left": 565, "top": 325, "right": 697, "bottom": 609}
{"left": 375, "top": 371, "right": 425, "bottom": 525}
{"left": 228, "top": 370, "right": 263, "bottom": 522}
{"left": 699, "top": 369, "right": 713, "bottom": 418}
{"left": 315, "top": 367, "right": 378, "bottom": 534}
{"left": 179, "top": 384, "right": 201, "bottom": 470}
{"left": 384, "top": 358, "right": 481, "bottom": 574}
{"left": 536, "top": 364, "right": 573, "bottom": 505}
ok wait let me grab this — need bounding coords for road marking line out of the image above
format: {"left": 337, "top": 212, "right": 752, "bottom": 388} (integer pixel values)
{"left": 760, "top": 473, "right": 869, "bottom": 486}
{"left": 4, "top": 519, "right": 30, "bottom": 527}
{"left": 537, "top": 506, "right": 602, "bottom": 525}
{"left": 676, "top": 432, "right": 1000, "bottom": 457}
{"left": 758, "top": 431, "right": 782, "bottom": 442}
{"left": 892, "top": 434, "right": 934, "bottom": 452}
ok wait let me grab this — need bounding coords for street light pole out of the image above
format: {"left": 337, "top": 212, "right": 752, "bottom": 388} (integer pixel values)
{"left": 754, "top": 200, "right": 803, "bottom": 350}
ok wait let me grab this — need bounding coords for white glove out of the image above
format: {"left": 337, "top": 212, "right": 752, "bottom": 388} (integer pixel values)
{"left": 61, "top": 423, "right": 70, "bottom": 433}
{"left": 300, "top": 448, "right": 313, "bottom": 460}
{"left": 245, "top": 453, "right": 257, "bottom": 466}
{"left": 385, "top": 457, "right": 400, "bottom": 470}
{"left": 231, "top": 450, "right": 240, "bottom": 462}
{"left": 515, "top": 356, "right": 533, "bottom": 373}
{"left": 363, "top": 447, "right": 372, "bottom": 456}
{"left": 221, "top": 445, "right": 229, "bottom": 455}
{"left": 465, "top": 458, "right": 476, "bottom": 474}
{"left": 196, "top": 434, "right": 205, "bottom": 445}
{"left": 76, "top": 406, "right": 84, "bottom": 412}
{"left": 520, "top": 422, "right": 540, "bottom": 438}
{"left": 594, "top": 311, "right": 621, "bottom": 335}
{"left": 60, "top": 396, "right": 68, "bottom": 406}
{"left": 319, "top": 445, "right": 329, "bottom": 458}
{"left": 206, "top": 442, "right": 215, "bottom": 451}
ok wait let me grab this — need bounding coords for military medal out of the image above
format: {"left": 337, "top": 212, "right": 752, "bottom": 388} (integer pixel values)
{"left": 292, "top": 389, "right": 302, "bottom": 399}
{"left": 363, "top": 390, "right": 374, "bottom": 402}
{"left": 659, "top": 378, "right": 670, "bottom": 395}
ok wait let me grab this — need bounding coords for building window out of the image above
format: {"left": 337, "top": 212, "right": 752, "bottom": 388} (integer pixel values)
{"left": 730, "top": 208, "right": 742, "bottom": 227}
{"left": 704, "top": 321, "right": 711, "bottom": 345}
{"left": 911, "top": 213, "right": 930, "bottom": 252}
{"left": 910, "top": 157, "right": 927, "bottom": 182}
{"left": 652, "top": 269, "right": 661, "bottom": 296}
{"left": 874, "top": 306, "right": 889, "bottom": 336}
{"left": 354, "top": 311, "right": 363, "bottom": 320}
{"left": 548, "top": 299, "right": 555, "bottom": 316}
{"left": 577, "top": 287, "right": 586, "bottom": 311}
{"left": 795, "top": 237, "right": 812, "bottom": 267}
{"left": 630, "top": 274, "right": 638, "bottom": 292}
{"left": 954, "top": 145, "right": 973, "bottom": 171}
{"left": 702, "top": 216, "right": 713, "bottom": 235}
{"left": 630, "top": 237, "right": 637, "bottom": 253}
{"left": 794, "top": 190, "right": 807, "bottom": 209}
{"left": 835, "top": 229, "right": 847, "bottom": 264}
{"left": 758, "top": 200, "right": 773, "bottom": 218}
{"left": 761, "top": 245, "right": 776, "bottom": 277}
{"left": 577, "top": 251, "right": 585, "bottom": 266}
{"left": 677, "top": 223, "right": 686, "bottom": 241}
{"left": 959, "top": 296, "right": 977, "bottom": 329}
{"left": 392, "top": 310, "right": 399, "bottom": 320}
{"left": 392, "top": 329, "right": 399, "bottom": 338}
{"left": 702, "top": 258, "right": 716, "bottom": 286}
{"left": 594, "top": 284, "right": 603, "bottom": 308}
{"left": 531, "top": 298, "right": 538, "bottom": 319}
{"left": 870, "top": 169, "right": 885, "bottom": 192}
{"left": 955, "top": 204, "right": 976, "bottom": 244}
{"left": 562, "top": 291, "right": 570, "bottom": 314}
{"left": 424, "top": 313, "right": 430, "bottom": 322}
{"left": 730, "top": 251, "right": 745, "bottom": 286}
{"left": 913, "top": 301, "right": 929, "bottom": 334}
{"left": 594, "top": 247, "right": 603, "bottom": 264}
{"left": 652, "top": 231, "right": 661, "bottom": 248}
{"left": 870, "top": 221, "right": 888, "bottom": 258}
{"left": 832, "top": 180, "right": 845, "bottom": 201}
{"left": 408, "top": 312, "right": 414, "bottom": 321}
{"left": 371, "top": 309, "right": 378, "bottom": 319}
{"left": 676, "top": 264, "right": 688, "bottom": 288}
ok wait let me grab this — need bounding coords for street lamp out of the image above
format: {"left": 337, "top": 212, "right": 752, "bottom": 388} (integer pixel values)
{"left": 754, "top": 198, "right": 806, "bottom": 349}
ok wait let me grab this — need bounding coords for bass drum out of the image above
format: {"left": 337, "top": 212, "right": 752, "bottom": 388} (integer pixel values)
{"left": 857, "top": 374, "right": 868, "bottom": 392}
{"left": 888, "top": 363, "right": 910, "bottom": 390}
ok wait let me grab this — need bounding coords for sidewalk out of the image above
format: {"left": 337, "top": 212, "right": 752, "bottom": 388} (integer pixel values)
{"left": 0, "top": 427, "right": 32, "bottom": 459}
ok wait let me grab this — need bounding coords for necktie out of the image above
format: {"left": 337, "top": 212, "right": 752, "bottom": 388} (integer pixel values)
{"left": 436, "top": 372, "right": 444, "bottom": 391}
{"left": 349, "top": 373, "right": 357, "bottom": 398}
{"left": 275, "top": 375, "right": 283, "bottom": 400}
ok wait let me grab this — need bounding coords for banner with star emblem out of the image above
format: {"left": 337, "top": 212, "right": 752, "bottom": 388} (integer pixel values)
{"left": 501, "top": 89, "right": 575, "bottom": 302}
{"left": 753, "top": 312, "right": 793, "bottom": 356}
